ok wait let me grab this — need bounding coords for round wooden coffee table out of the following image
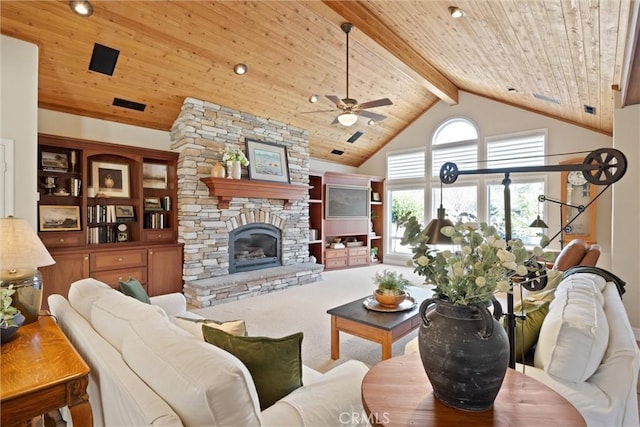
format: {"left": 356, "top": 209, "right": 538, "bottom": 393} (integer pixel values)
{"left": 361, "top": 353, "right": 586, "bottom": 426}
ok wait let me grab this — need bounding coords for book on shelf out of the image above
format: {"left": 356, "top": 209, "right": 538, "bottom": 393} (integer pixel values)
{"left": 87, "top": 225, "right": 117, "bottom": 244}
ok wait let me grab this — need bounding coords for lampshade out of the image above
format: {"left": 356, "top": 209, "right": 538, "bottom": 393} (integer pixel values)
{"left": 337, "top": 112, "right": 358, "bottom": 127}
{"left": 529, "top": 215, "right": 549, "bottom": 228}
{"left": 425, "top": 206, "right": 454, "bottom": 244}
{"left": 0, "top": 217, "right": 55, "bottom": 324}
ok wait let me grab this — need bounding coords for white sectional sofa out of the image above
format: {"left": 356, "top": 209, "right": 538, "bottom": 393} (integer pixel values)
{"left": 406, "top": 271, "right": 640, "bottom": 426}
{"left": 48, "top": 278, "right": 370, "bottom": 426}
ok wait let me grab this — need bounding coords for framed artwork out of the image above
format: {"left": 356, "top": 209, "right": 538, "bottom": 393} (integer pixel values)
{"left": 41, "top": 151, "right": 69, "bottom": 172}
{"left": 371, "top": 192, "right": 381, "bottom": 202}
{"left": 39, "top": 205, "right": 81, "bottom": 231}
{"left": 144, "top": 196, "right": 162, "bottom": 210}
{"left": 245, "top": 139, "right": 290, "bottom": 183}
{"left": 115, "top": 205, "right": 135, "bottom": 221}
{"left": 326, "top": 185, "right": 370, "bottom": 219}
{"left": 143, "top": 163, "right": 168, "bottom": 189}
{"left": 92, "top": 161, "right": 130, "bottom": 198}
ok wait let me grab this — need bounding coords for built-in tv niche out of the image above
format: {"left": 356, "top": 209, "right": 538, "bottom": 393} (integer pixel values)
{"left": 325, "top": 184, "right": 370, "bottom": 219}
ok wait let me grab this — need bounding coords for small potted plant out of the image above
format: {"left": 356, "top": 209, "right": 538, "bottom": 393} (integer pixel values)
{"left": 370, "top": 246, "right": 379, "bottom": 262}
{"left": 373, "top": 269, "right": 411, "bottom": 308}
{"left": 0, "top": 285, "right": 25, "bottom": 343}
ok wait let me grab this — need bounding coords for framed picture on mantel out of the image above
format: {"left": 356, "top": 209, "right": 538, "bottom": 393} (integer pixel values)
{"left": 245, "top": 139, "right": 290, "bottom": 183}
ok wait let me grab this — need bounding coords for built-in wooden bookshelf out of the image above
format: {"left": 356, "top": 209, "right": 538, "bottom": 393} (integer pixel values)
{"left": 36, "top": 134, "right": 183, "bottom": 308}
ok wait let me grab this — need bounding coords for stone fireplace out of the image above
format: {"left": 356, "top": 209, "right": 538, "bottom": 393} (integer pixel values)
{"left": 169, "top": 98, "right": 322, "bottom": 307}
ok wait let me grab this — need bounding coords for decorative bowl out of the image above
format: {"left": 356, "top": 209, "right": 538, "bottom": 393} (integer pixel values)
{"left": 373, "top": 290, "right": 406, "bottom": 308}
{"left": 1, "top": 312, "right": 25, "bottom": 344}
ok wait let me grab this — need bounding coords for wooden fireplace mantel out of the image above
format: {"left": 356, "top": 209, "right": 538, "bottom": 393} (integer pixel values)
{"left": 200, "top": 177, "right": 309, "bottom": 208}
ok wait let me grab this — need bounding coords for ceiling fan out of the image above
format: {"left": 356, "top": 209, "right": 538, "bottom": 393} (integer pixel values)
{"left": 322, "top": 23, "right": 393, "bottom": 127}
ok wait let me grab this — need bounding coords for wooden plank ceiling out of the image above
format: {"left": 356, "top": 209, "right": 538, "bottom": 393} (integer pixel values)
{"left": 1, "top": 1, "right": 636, "bottom": 167}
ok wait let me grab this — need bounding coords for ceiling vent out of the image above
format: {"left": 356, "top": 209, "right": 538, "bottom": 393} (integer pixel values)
{"left": 89, "top": 43, "right": 120, "bottom": 76}
{"left": 113, "top": 97, "right": 146, "bottom": 111}
{"left": 346, "top": 131, "right": 363, "bottom": 143}
{"left": 584, "top": 105, "right": 596, "bottom": 115}
{"left": 331, "top": 149, "right": 344, "bottom": 156}
{"left": 532, "top": 93, "right": 560, "bottom": 104}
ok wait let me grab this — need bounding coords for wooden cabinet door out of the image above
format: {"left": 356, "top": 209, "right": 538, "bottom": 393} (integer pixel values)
{"left": 39, "top": 251, "right": 89, "bottom": 310}
{"left": 147, "top": 244, "right": 183, "bottom": 296}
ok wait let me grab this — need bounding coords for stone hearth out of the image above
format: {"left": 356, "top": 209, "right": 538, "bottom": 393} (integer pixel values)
{"left": 170, "top": 98, "right": 321, "bottom": 307}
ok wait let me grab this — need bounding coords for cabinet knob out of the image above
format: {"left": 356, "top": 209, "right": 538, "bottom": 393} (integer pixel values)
{"left": 118, "top": 276, "right": 123, "bottom": 280}
{"left": 117, "top": 257, "right": 123, "bottom": 262}
{"left": 59, "top": 238, "right": 65, "bottom": 242}
{"left": 149, "top": 251, "right": 153, "bottom": 255}
{"left": 158, "top": 234, "right": 162, "bottom": 238}
{"left": 84, "top": 256, "right": 89, "bottom": 260}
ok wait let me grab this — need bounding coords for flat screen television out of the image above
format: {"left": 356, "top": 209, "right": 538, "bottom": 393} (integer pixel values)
{"left": 325, "top": 184, "right": 370, "bottom": 219}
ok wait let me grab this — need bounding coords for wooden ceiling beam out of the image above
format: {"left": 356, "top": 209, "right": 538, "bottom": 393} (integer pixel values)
{"left": 322, "top": 0, "right": 458, "bottom": 105}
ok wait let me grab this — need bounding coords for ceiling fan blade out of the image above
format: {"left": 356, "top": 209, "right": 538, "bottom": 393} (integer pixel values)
{"left": 357, "top": 98, "right": 393, "bottom": 109}
{"left": 357, "top": 110, "right": 387, "bottom": 121}
{"left": 299, "top": 109, "right": 336, "bottom": 114}
{"left": 326, "top": 95, "right": 345, "bottom": 107}
{"left": 330, "top": 116, "right": 340, "bottom": 125}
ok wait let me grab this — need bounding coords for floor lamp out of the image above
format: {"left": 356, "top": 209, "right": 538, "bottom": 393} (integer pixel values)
{"left": 437, "top": 147, "right": 627, "bottom": 368}
{"left": 535, "top": 194, "right": 586, "bottom": 250}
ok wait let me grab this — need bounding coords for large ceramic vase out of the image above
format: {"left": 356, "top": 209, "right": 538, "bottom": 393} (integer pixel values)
{"left": 418, "top": 297, "right": 509, "bottom": 411}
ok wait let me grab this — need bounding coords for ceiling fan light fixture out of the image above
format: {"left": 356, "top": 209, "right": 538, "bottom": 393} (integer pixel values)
{"left": 69, "top": 0, "right": 93, "bottom": 16}
{"left": 337, "top": 112, "right": 358, "bottom": 127}
{"left": 448, "top": 6, "right": 465, "bottom": 18}
{"left": 308, "top": 94, "right": 319, "bottom": 103}
{"left": 233, "top": 63, "right": 248, "bottom": 75}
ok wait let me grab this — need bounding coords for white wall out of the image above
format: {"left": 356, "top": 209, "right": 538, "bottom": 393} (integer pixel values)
{"left": 39, "top": 109, "right": 171, "bottom": 150}
{"left": 358, "top": 91, "right": 613, "bottom": 259}
{"left": 611, "top": 100, "right": 640, "bottom": 330}
{"left": 0, "top": 35, "right": 39, "bottom": 227}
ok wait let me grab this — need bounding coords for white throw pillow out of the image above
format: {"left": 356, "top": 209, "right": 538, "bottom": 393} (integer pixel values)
{"left": 174, "top": 316, "right": 246, "bottom": 339}
{"left": 122, "top": 319, "right": 262, "bottom": 426}
{"left": 534, "top": 273, "right": 609, "bottom": 383}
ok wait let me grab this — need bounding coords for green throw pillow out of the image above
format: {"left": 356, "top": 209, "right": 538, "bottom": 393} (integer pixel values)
{"left": 118, "top": 277, "right": 151, "bottom": 304}
{"left": 503, "top": 299, "right": 550, "bottom": 362}
{"left": 202, "top": 327, "right": 303, "bottom": 410}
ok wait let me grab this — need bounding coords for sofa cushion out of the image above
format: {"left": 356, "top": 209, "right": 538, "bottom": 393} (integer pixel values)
{"left": 68, "top": 278, "right": 114, "bottom": 321}
{"left": 174, "top": 316, "right": 247, "bottom": 338}
{"left": 534, "top": 273, "right": 609, "bottom": 382}
{"left": 122, "top": 318, "right": 262, "bottom": 426}
{"left": 203, "top": 327, "right": 303, "bottom": 410}
{"left": 90, "top": 291, "right": 174, "bottom": 352}
{"left": 118, "top": 277, "right": 151, "bottom": 304}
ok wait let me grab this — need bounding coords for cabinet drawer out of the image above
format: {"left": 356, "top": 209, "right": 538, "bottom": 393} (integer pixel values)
{"left": 39, "top": 232, "right": 85, "bottom": 248}
{"left": 348, "top": 247, "right": 368, "bottom": 257}
{"left": 90, "top": 249, "right": 147, "bottom": 271}
{"left": 91, "top": 268, "right": 148, "bottom": 288}
{"left": 143, "top": 229, "right": 175, "bottom": 243}
{"left": 349, "top": 256, "right": 369, "bottom": 266}
{"left": 326, "top": 249, "right": 348, "bottom": 258}
{"left": 326, "top": 258, "right": 348, "bottom": 269}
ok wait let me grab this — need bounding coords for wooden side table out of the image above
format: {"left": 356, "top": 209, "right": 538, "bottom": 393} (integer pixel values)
{"left": 361, "top": 353, "right": 585, "bottom": 426}
{"left": 1, "top": 314, "right": 93, "bottom": 427}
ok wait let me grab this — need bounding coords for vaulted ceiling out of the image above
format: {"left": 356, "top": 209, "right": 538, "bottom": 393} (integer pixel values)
{"left": 1, "top": 1, "right": 638, "bottom": 167}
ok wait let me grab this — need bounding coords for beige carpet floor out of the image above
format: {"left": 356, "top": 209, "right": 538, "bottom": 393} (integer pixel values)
{"left": 191, "top": 264, "right": 429, "bottom": 373}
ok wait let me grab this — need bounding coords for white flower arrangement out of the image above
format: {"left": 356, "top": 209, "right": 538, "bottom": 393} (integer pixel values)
{"left": 0, "top": 285, "right": 19, "bottom": 328}
{"left": 402, "top": 219, "right": 551, "bottom": 305}
{"left": 220, "top": 144, "right": 249, "bottom": 166}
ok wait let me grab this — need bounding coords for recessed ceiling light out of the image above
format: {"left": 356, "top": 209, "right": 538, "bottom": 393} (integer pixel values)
{"left": 367, "top": 119, "right": 376, "bottom": 126}
{"left": 233, "top": 63, "right": 248, "bottom": 75}
{"left": 69, "top": 0, "right": 93, "bottom": 16}
{"left": 308, "top": 95, "right": 319, "bottom": 103}
{"left": 507, "top": 87, "right": 518, "bottom": 93}
{"left": 448, "top": 6, "right": 465, "bottom": 18}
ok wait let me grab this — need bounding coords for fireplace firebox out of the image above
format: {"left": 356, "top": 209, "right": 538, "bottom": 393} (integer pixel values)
{"left": 229, "top": 224, "right": 282, "bottom": 273}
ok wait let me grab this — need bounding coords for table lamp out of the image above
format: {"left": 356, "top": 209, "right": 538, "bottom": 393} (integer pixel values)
{"left": 0, "top": 216, "right": 55, "bottom": 324}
